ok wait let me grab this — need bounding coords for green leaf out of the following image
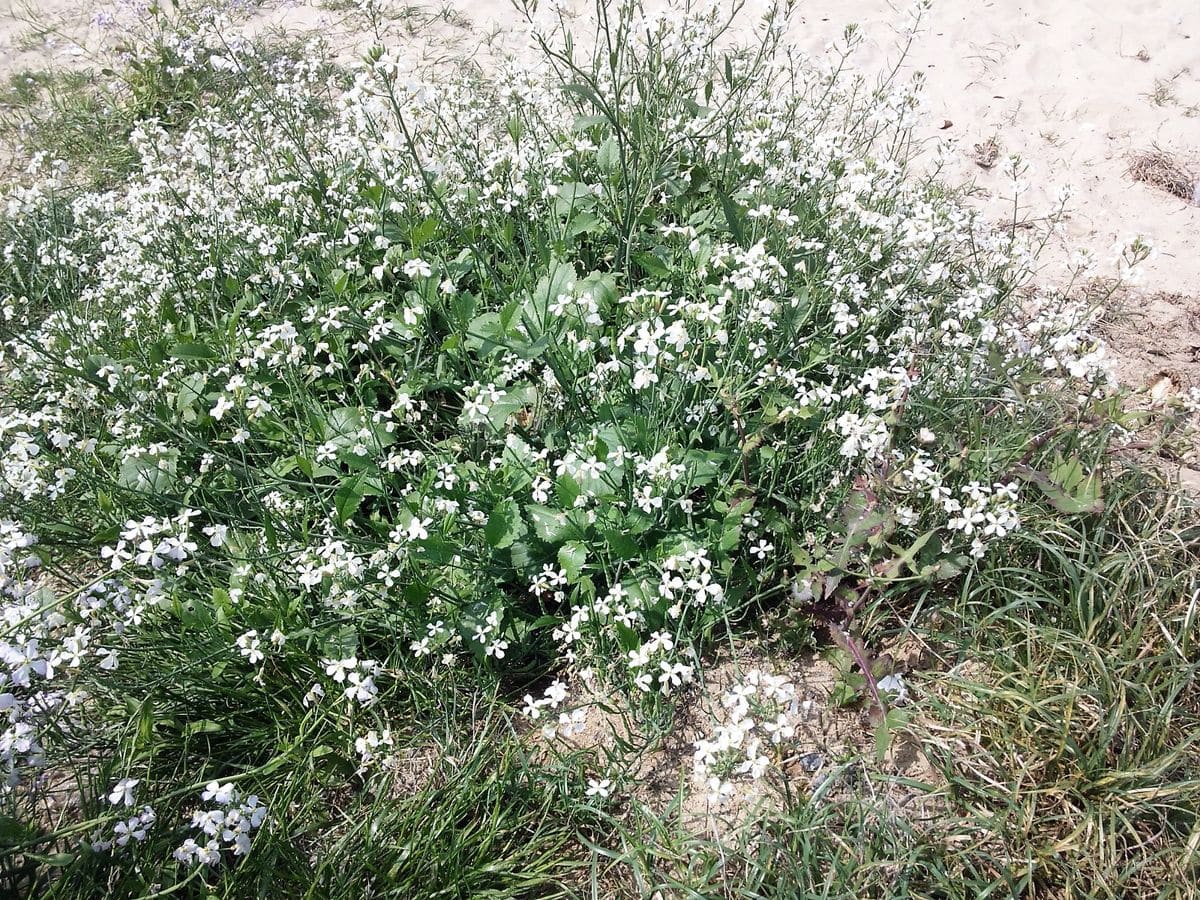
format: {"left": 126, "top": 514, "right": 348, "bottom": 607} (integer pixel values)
{"left": 528, "top": 504, "right": 578, "bottom": 543}
{"left": 173, "top": 373, "right": 207, "bottom": 417}
{"left": 485, "top": 498, "right": 524, "bottom": 549}
{"left": 168, "top": 341, "right": 217, "bottom": 361}
{"left": 875, "top": 530, "right": 936, "bottom": 581}
{"left": 137, "top": 697, "right": 155, "bottom": 745}
{"left": 323, "top": 407, "right": 363, "bottom": 445}
{"left": 603, "top": 528, "right": 640, "bottom": 561}
{"left": 409, "top": 216, "right": 438, "bottom": 248}
{"left": 555, "top": 473, "right": 581, "bottom": 509}
{"left": 633, "top": 250, "right": 670, "bottom": 278}
{"left": 0, "top": 815, "right": 31, "bottom": 845}
{"left": 596, "top": 137, "right": 619, "bottom": 173}
{"left": 1015, "top": 464, "right": 1104, "bottom": 515}
{"left": 572, "top": 114, "right": 608, "bottom": 131}
{"left": 35, "top": 852, "right": 76, "bottom": 867}
{"left": 510, "top": 540, "right": 535, "bottom": 571}
{"left": 557, "top": 541, "right": 587, "bottom": 583}
{"left": 319, "top": 625, "right": 358, "bottom": 659}
{"left": 566, "top": 210, "right": 603, "bottom": 237}
{"left": 334, "top": 475, "right": 367, "bottom": 525}
{"left": 719, "top": 520, "right": 741, "bottom": 552}
{"left": 562, "top": 81, "right": 608, "bottom": 115}
{"left": 117, "top": 451, "right": 178, "bottom": 494}
{"left": 329, "top": 269, "right": 349, "bottom": 296}
{"left": 716, "top": 187, "right": 745, "bottom": 243}
{"left": 614, "top": 621, "right": 640, "bottom": 653}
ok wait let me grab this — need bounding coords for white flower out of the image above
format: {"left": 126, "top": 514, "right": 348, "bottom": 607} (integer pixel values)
{"left": 236, "top": 630, "right": 263, "bottom": 665}
{"left": 202, "top": 781, "right": 236, "bottom": 805}
{"left": 210, "top": 395, "right": 234, "bottom": 420}
{"left": 108, "top": 777, "right": 140, "bottom": 807}
{"left": 877, "top": 673, "right": 909, "bottom": 704}
{"left": 632, "top": 367, "right": 659, "bottom": 390}
{"left": 202, "top": 524, "right": 228, "bottom": 547}
{"left": 323, "top": 656, "right": 357, "bottom": 683}
{"left": 403, "top": 258, "right": 433, "bottom": 279}
{"left": 404, "top": 516, "right": 432, "bottom": 541}
{"left": 302, "top": 683, "right": 325, "bottom": 707}
{"left": 585, "top": 777, "right": 612, "bottom": 798}
{"left": 96, "top": 647, "right": 120, "bottom": 671}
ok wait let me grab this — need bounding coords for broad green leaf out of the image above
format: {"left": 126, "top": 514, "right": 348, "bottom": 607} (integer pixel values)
{"left": 1015, "top": 464, "right": 1104, "bottom": 515}
{"left": 409, "top": 216, "right": 438, "bottom": 248}
{"left": 319, "top": 625, "right": 358, "bottom": 659}
{"left": 596, "top": 137, "right": 619, "bottom": 173}
{"left": 555, "top": 473, "right": 581, "bottom": 509}
{"left": 716, "top": 187, "right": 745, "bottom": 243}
{"left": 117, "top": 451, "right": 178, "bottom": 494}
{"left": 485, "top": 498, "right": 524, "bottom": 549}
{"left": 567, "top": 210, "right": 603, "bottom": 237}
{"left": 633, "top": 250, "right": 670, "bottom": 278}
{"left": 614, "top": 621, "right": 640, "bottom": 653}
{"left": 168, "top": 341, "right": 217, "bottom": 361}
{"left": 562, "top": 81, "right": 608, "bottom": 115}
{"left": 528, "top": 505, "right": 569, "bottom": 542}
{"left": 334, "top": 475, "right": 367, "bottom": 525}
{"left": 329, "top": 269, "right": 349, "bottom": 296}
{"left": 603, "top": 528, "right": 640, "bottom": 561}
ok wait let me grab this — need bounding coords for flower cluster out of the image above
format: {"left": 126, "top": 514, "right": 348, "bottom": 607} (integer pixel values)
{"left": 692, "top": 670, "right": 803, "bottom": 805}
{"left": 91, "top": 777, "right": 156, "bottom": 853}
{"left": 172, "top": 781, "right": 267, "bottom": 866}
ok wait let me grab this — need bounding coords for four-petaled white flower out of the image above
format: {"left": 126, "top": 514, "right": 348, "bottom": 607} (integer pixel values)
{"left": 108, "top": 777, "right": 140, "bottom": 807}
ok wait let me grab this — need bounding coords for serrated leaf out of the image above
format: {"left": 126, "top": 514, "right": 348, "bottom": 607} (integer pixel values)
{"left": 1015, "top": 464, "right": 1104, "bottom": 515}
{"left": 334, "top": 475, "right": 367, "bottom": 525}
{"left": 716, "top": 187, "right": 744, "bottom": 243}
{"left": 319, "top": 625, "right": 358, "bottom": 659}
{"left": 603, "top": 528, "right": 640, "bottom": 561}
{"left": 566, "top": 210, "right": 603, "bottom": 237}
{"left": 614, "top": 621, "right": 640, "bottom": 653}
{"left": 117, "top": 451, "right": 178, "bottom": 494}
{"left": 528, "top": 505, "right": 570, "bottom": 542}
{"left": 555, "top": 473, "right": 581, "bottom": 509}
{"left": 633, "top": 250, "right": 670, "bottom": 278}
{"left": 485, "top": 498, "right": 523, "bottom": 549}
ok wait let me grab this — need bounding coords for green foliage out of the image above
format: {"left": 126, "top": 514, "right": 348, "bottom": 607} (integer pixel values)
{"left": 0, "top": 1, "right": 1196, "bottom": 898}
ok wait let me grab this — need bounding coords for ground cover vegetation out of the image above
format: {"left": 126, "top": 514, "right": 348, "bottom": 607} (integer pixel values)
{"left": 0, "top": 1, "right": 1197, "bottom": 896}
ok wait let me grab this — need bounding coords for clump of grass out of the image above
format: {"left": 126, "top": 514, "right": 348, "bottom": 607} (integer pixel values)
{"left": 915, "top": 473, "right": 1200, "bottom": 897}
{"left": 972, "top": 135, "right": 1000, "bottom": 169}
{"left": 1143, "top": 73, "right": 1183, "bottom": 108}
{"left": 0, "top": 67, "right": 136, "bottom": 186}
{"left": 582, "top": 472, "right": 1200, "bottom": 898}
{"left": 1129, "top": 147, "right": 1198, "bottom": 204}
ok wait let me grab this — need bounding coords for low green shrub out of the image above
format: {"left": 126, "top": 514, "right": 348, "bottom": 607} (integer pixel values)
{"left": 0, "top": 0, "right": 1177, "bottom": 894}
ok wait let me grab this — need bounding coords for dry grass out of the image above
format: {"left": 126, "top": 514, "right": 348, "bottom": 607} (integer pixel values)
{"left": 972, "top": 136, "right": 1000, "bottom": 169}
{"left": 1128, "top": 147, "right": 1198, "bottom": 204}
